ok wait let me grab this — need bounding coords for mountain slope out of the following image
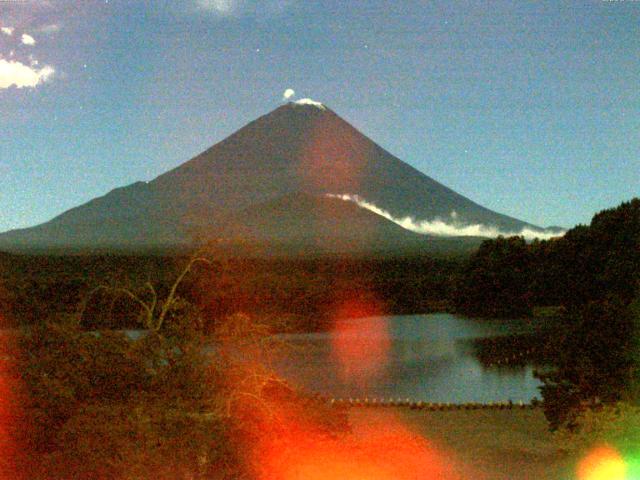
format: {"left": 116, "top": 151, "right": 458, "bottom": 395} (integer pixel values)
{"left": 0, "top": 101, "right": 546, "bottom": 253}
{"left": 149, "top": 102, "right": 535, "bottom": 231}
{"left": 208, "top": 192, "right": 484, "bottom": 255}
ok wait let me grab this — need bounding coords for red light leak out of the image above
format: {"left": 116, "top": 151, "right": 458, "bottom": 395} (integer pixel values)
{"left": 329, "top": 296, "right": 391, "bottom": 385}
{"left": 297, "top": 115, "right": 371, "bottom": 193}
{"left": 233, "top": 288, "right": 466, "bottom": 480}
{"left": 0, "top": 329, "right": 22, "bottom": 480}
{"left": 254, "top": 408, "right": 463, "bottom": 480}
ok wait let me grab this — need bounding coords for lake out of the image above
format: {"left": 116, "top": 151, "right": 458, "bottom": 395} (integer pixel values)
{"left": 26, "top": 312, "right": 542, "bottom": 404}
{"left": 271, "top": 313, "right": 542, "bottom": 404}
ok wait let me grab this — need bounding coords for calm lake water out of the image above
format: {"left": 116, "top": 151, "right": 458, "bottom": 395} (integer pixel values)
{"left": 271, "top": 313, "right": 542, "bottom": 404}
{"left": 3, "top": 313, "right": 541, "bottom": 404}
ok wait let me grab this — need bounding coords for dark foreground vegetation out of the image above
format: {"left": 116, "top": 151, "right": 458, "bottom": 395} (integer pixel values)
{"left": 0, "top": 250, "right": 456, "bottom": 478}
{"left": 0, "top": 198, "right": 638, "bottom": 478}
{"left": 1, "top": 313, "right": 349, "bottom": 479}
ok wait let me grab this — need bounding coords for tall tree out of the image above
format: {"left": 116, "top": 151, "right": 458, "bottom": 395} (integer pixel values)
{"left": 455, "top": 236, "right": 533, "bottom": 318}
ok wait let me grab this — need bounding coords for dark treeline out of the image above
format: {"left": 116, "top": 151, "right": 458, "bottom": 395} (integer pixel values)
{"left": 0, "top": 253, "right": 463, "bottom": 332}
{"left": 455, "top": 198, "right": 640, "bottom": 318}
{"left": 457, "top": 198, "right": 640, "bottom": 429}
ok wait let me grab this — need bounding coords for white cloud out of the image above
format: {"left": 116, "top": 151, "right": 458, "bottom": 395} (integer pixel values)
{"left": 197, "top": 0, "right": 238, "bottom": 15}
{"left": 327, "top": 193, "right": 564, "bottom": 240}
{"left": 282, "top": 88, "right": 295, "bottom": 100}
{"left": 0, "top": 59, "right": 54, "bottom": 89}
{"left": 38, "top": 24, "right": 60, "bottom": 34}
{"left": 196, "top": 0, "right": 293, "bottom": 17}
{"left": 1, "top": 27, "right": 14, "bottom": 36}
{"left": 21, "top": 33, "right": 36, "bottom": 45}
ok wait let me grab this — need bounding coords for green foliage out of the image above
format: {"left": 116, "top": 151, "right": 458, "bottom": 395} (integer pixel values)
{"left": 8, "top": 305, "right": 238, "bottom": 479}
{"left": 455, "top": 198, "right": 640, "bottom": 317}
{"left": 527, "top": 199, "right": 640, "bottom": 430}
{"left": 448, "top": 198, "right": 640, "bottom": 430}
{"left": 16, "top": 322, "right": 208, "bottom": 439}
{"left": 39, "top": 401, "right": 235, "bottom": 480}
{"left": 587, "top": 199, "right": 640, "bottom": 303}
{"left": 536, "top": 199, "right": 640, "bottom": 308}
{"left": 537, "top": 297, "right": 638, "bottom": 430}
{"left": 455, "top": 235, "right": 533, "bottom": 318}
{"left": 555, "top": 402, "right": 640, "bottom": 457}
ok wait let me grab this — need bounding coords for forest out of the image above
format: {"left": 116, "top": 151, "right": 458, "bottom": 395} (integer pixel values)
{"left": 0, "top": 252, "right": 463, "bottom": 332}
{"left": 457, "top": 198, "right": 640, "bottom": 430}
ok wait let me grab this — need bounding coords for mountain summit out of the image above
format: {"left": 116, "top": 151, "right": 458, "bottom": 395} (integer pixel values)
{"left": 0, "top": 102, "right": 551, "bottom": 253}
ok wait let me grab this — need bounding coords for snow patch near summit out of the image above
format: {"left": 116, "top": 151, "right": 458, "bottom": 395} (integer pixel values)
{"left": 293, "top": 98, "right": 326, "bottom": 110}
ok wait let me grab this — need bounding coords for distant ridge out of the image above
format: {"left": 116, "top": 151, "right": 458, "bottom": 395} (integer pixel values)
{"left": 0, "top": 101, "right": 555, "bottom": 254}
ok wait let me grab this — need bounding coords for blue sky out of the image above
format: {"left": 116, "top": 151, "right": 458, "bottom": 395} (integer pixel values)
{"left": 1, "top": 0, "right": 638, "bottom": 233}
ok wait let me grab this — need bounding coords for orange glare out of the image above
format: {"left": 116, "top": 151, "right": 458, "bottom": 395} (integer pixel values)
{"left": 330, "top": 296, "right": 390, "bottom": 383}
{"left": 578, "top": 445, "right": 627, "bottom": 480}
{"left": 256, "top": 410, "right": 461, "bottom": 480}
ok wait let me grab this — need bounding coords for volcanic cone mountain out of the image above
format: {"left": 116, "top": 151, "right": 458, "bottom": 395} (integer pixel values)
{"left": 0, "top": 101, "right": 549, "bottom": 253}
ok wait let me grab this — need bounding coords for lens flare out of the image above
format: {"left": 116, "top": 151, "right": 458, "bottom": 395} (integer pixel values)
{"left": 0, "top": 327, "right": 22, "bottom": 479}
{"left": 255, "top": 409, "right": 461, "bottom": 480}
{"left": 578, "top": 445, "right": 627, "bottom": 480}
{"left": 329, "top": 295, "right": 390, "bottom": 384}
{"left": 298, "top": 113, "right": 371, "bottom": 194}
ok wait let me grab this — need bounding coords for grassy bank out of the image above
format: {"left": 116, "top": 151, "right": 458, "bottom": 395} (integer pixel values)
{"left": 350, "top": 407, "right": 574, "bottom": 480}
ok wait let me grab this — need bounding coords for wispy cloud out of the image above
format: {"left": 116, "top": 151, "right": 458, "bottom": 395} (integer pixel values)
{"left": 195, "top": 0, "right": 294, "bottom": 17}
{"left": 0, "top": 59, "right": 54, "bottom": 89}
{"left": 197, "top": 0, "right": 237, "bottom": 16}
{"left": 21, "top": 33, "right": 36, "bottom": 45}
{"left": 38, "top": 24, "right": 60, "bottom": 34}
{"left": 327, "top": 194, "right": 564, "bottom": 240}
{"left": 1, "top": 27, "right": 14, "bottom": 36}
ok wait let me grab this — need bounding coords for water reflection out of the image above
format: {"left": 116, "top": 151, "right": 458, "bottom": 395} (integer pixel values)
{"left": 273, "top": 313, "right": 542, "bottom": 403}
